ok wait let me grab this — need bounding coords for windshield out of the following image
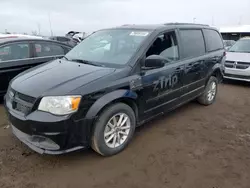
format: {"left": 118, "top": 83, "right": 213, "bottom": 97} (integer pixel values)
{"left": 228, "top": 39, "right": 250, "bottom": 53}
{"left": 65, "top": 29, "right": 151, "bottom": 67}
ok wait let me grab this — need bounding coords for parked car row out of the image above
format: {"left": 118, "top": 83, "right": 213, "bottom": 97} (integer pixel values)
{"left": 0, "top": 37, "right": 72, "bottom": 96}
{"left": 3, "top": 23, "right": 227, "bottom": 157}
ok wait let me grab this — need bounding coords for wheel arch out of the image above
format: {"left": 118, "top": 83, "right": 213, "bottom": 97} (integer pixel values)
{"left": 211, "top": 68, "right": 223, "bottom": 82}
{"left": 206, "top": 64, "right": 223, "bottom": 84}
{"left": 85, "top": 89, "right": 139, "bottom": 122}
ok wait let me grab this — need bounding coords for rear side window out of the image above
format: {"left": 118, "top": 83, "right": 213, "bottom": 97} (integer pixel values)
{"left": 179, "top": 29, "right": 205, "bottom": 58}
{"left": 203, "top": 29, "right": 224, "bottom": 52}
{"left": 0, "top": 43, "right": 29, "bottom": 62}
{"left": 34, "top": 42, "right": 65, "bottom": 57}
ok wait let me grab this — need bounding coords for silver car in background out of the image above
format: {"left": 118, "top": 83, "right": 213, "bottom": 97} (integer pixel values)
{"left": 224, "top": 37, "right": 250, "bottom": 82}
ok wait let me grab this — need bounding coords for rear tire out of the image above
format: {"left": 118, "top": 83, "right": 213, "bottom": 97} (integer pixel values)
{"left": 197, "top": 76, "right": 218, "bottom": 106}
{"left": 91, "top": 103, "right": 136, "bottom": 156}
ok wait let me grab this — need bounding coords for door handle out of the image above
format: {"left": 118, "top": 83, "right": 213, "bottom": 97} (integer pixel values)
{"left": 186, "top": 63, "right": 193, "bottom": 68}
{"left": 187, "top": 62, "right": 200, "bottom": 67}
{"left": 193, "top": 62, "right": 200, "bottom": 66}
{"left": 175, "top": 65, "right": 185, "bottom": 72}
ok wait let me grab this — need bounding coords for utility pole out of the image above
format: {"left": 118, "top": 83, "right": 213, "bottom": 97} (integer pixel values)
{"left": 48, "top": 12, "right": 53, "bottom": 36}
{"left": 37, "top": 23, "right": 41, "bottom": 35}
{"left": 193, "top": 17, "right": 196, "bottom": 23}
{"left": 238, "top": 15, "right": 242, "bottom": 25}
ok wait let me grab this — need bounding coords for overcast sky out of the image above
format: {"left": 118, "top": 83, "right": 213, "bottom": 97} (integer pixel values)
{"left": 0, "top": 0, "right": 249, "bottom": 36}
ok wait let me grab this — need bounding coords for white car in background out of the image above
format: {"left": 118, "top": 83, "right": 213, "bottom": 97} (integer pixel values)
{"left": 224, "top": 37, "right": 250, "bottom": 82}
{"left": 0, "top": 34, "right": 42, "bottom": 39}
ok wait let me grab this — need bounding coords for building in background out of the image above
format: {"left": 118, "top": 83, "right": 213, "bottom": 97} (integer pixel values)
{"left": 220, "top": 25, "right": 250, "bottom": 41}
{"left": 0, "top": 33, "right": 43, "bottom": 39}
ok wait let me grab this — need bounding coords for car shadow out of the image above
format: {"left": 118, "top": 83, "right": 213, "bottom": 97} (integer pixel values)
{"left": 134, "top": 100, "right": 199, "bottom": 135}
{"left": 34, "top": 101, "right": 199, "bottom": 161}
{"left": 222, "top": 79, "right": 250, "bottom": 87}
{"left": 0, "top": 96, "right": 3, "bottom": 105}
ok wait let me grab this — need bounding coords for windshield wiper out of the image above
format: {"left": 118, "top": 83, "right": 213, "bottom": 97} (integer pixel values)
{"left": 69, "top": 59, "right": 103, "bottom": 67}
{"left": 62, "top": 56, "right": 69, "bottom": 60}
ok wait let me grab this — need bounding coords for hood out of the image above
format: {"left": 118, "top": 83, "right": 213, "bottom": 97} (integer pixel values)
{"left": 11, "top": 59, "right": 115, "bottom": 98}
{"left": 226, "top": 52, "right": 250, "bottom": 62}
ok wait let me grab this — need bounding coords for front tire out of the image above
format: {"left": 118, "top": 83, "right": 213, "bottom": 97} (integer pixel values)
{"left": 91, "top": 103, "right": 136, "bottom": 156}
{"left": 197, "top": 76, "right": 218, "bottom": 106}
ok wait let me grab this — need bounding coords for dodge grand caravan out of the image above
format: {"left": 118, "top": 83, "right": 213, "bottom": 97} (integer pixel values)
{"left": 4, "top": 23, "right": 225, "bottom": 156}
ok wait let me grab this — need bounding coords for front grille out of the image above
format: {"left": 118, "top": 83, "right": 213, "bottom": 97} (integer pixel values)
{"left": 15, "top": 92, "right": 36, "bottom": 104}
{"left": 8, "top": 89, "right": 36, "bottom": 115}
{"left": 224, "top": 73, "right": 250, "bottom": 80}
{"left": 12, "top": 101, "right": 32, "bottom": 115}
{"left": 225, "top": 61, "right": 250, "bottom": 69}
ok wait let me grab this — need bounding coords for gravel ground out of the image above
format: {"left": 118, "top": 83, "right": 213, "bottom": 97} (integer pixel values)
{"left": 0, "top": 81, "right": 250, "bottom": 188}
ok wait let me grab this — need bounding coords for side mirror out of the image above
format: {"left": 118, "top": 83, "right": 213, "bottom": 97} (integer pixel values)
{"left": 144, "top": 55, "right": 165, "bottom": 69}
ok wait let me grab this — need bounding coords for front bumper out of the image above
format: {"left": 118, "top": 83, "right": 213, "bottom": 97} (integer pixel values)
{"left": 11, "top": 125, "right": 84, "bottom": 154}
{"left": 5, "top": 104, "right": 94, "bottom": 155}
{"left": 224, "top": 67, "right": 250, "bottom": 82}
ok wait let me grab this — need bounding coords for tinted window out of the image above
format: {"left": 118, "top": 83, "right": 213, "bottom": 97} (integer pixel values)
{"left": 34, "top": 42, "right": 65, "bottom": 57}
{"left": 0, "top": 43, "right": 29, "bottom": 62}
{"left": 179, "top": 29, "right": 205, "bottom": 58}
{"left": 146, "top": 31, "right": 179, "bottom": 61}
{"left": 203, "top": 29, "right": 223, "bottom": 52}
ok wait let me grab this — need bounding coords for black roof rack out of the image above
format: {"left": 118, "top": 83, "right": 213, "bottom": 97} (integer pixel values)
{"left": 164, "top": 22, "right": 209, "bottom": 26}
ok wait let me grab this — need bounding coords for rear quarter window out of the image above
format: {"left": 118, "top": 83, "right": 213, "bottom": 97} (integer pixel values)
{"left": 179, "top": 29, "right": 205, "bottom": 59}
{"left": 203, "top": 29, "right": 224, "bottom": 52}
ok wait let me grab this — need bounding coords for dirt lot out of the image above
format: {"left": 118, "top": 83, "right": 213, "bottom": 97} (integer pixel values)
{"left": 0, "top": 81, "right": 250, "bottom": 188}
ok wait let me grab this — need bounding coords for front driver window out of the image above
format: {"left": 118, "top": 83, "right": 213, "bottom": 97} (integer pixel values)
{"left": 0, "top": 43, "right": 29, "bottom": 62}
{"left": 146, "top": 31, "right": 179, "bottom": 62}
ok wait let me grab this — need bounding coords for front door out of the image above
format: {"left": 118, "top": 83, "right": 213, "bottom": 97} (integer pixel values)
{"left": 138, "top": 30, "right": 185, "bottom": 120}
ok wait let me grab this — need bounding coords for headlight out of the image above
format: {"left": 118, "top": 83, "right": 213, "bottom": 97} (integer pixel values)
{"left": 38, "top": 96, "right": 81, "bottom": 115}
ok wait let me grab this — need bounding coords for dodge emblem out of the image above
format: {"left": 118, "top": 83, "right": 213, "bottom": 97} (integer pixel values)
{"left": 233, "top": 61, "right": 238, "bottom": 68}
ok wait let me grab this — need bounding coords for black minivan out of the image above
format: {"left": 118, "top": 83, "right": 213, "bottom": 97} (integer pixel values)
{"left": 4, "top": 23, "right": 225, "bottom": 156}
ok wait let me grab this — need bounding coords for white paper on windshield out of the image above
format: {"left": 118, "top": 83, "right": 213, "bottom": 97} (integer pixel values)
{"left": 130, "top": 31, "right": 149, "bottom": 37}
